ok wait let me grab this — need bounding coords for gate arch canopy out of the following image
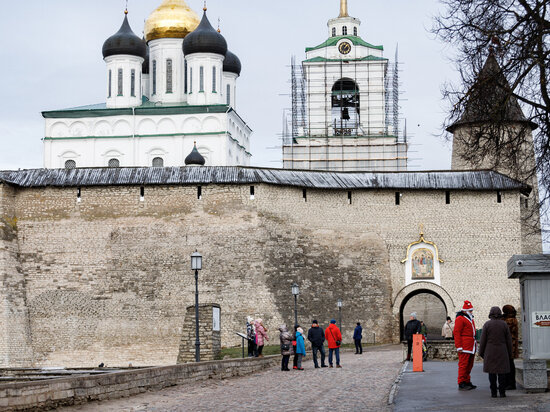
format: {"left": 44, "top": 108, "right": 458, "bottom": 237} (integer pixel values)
{"left": 393, "top": 282, "right": 455, "bottom": 340}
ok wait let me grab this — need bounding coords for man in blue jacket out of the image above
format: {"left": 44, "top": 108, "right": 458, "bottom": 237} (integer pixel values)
{"left": 307, "top": 319, "right": 327, "bottom": 368}
{"left": 354, "top": 322, "right": 363, "bottom": 354}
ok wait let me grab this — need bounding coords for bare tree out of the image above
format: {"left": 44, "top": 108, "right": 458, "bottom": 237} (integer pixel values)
{"left": 433, "top": 0, "right": 550, "bottom": 244}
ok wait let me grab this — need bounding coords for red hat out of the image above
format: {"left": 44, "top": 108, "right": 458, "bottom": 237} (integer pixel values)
{"left": 462, "top": 300, "right": 474, "bottom": 311}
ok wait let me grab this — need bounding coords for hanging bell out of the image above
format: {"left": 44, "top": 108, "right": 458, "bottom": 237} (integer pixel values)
{"left": 341, "top": 107, "right": 350, "bottom": 120}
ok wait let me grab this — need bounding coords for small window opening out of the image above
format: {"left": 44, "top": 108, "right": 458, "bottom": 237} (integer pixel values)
{"left": 152, "top": 60, "right": 157, "bottom": 95}
{"left": 348, "top": 191, "right": 352, "bottom": 205}
{"left": 199, "top": 66, "right": 204, "bottom": 92}
{"left": 152, "top": 157, "right": 164, "bottom": 167}
{"left": 332, "top": 27, "right": 336, "bottom": 37}
{"left": 131, "top": 69, "right": 136, "bottom": 97}
{"left": 108, "top": 158, "right": 120, "bottom": 168}
{"left": 166, "top": 59, "right": 173, "bottom": 93}
{"left": 77, "top": 187, "right": 81, "bottom": 203}
{"left": 184, "top": 61, "right": 188, "bottom": 94}
{"left": 189, "top": 67, "right": 193, "bottom": 93}
{"left": 497, "top": 191, "right": 502, "bottom": 204}
{"left": 250, "top": 186, "right": 255, "bottom": 200}
{"left": 117, "top": 68, "right": 123, "bottom": 96}
{"left": 342, "top": 26, "right": 348, "bottom": 36}
{"left": 226, "top": 84, "right": 231, "bottom": 105}
{"left": 140, "top": 186, "right": 145, "bottom": 202}
{"left": 303, "top": 189, "right": 307, "bottom": 202}
{"left": 445, "top": 191, "right": 451, "bottom": 205}
{"left": 524, "top": 198, "right": 529, "bottom": 208}
{"left": 198, "top": 186, "right": 202, "bottom": 200}
{"left": 65, "top": 159, "right": 76, "bottom": 169}
{"left": 395, "top": 192, "right": 400, "bottom": 205}
{"left": 353, "top": 27, "right": 357, "bottom": 36}
{"left": 108, "top": 70, "right": 112, "bottom": 98}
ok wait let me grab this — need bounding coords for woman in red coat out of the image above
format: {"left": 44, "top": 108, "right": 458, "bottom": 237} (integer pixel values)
{"left": 325, "top": 319, "right": 342, "bottom": 368}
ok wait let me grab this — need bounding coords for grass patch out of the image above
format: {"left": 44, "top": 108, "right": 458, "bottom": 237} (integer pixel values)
{"left": 219, "top": 342, "right": 379, "bottom": 360}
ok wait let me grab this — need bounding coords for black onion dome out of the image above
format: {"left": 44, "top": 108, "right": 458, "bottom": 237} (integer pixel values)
{"left": 102, "top": 13, "right": 147, "bottom": 59}
{"left": 142, "top": 39, "right": 150, "bottom": 74}
{"left": 182, "top": 11, "right": 228, "bottom": 56}
{"left": 223, "top": 50, "right": 241, "bottom": 76}
{"left": 185, "top": 143, "right": 206, "bottom": 166}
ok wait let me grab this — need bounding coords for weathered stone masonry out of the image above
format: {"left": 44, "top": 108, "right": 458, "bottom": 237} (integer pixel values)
{"left": 0, "top": 168, "right": 538, "bottom": 368}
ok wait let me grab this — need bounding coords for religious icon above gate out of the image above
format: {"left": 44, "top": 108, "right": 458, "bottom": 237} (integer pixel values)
{"left": 401, "top": 225, "right": 444, "bottom": 286}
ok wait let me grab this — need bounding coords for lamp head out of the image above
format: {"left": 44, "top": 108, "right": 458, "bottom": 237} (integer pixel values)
{"left": 291, "top": 283, "right": 300, "bottom": 296}
{"left": 191, "top": 251, "right": 202, "bottom": 270}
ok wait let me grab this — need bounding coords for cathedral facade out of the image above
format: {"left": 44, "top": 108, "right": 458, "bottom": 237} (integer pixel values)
{"left": 43, "top": 1, "right": 251, "bottom": 169}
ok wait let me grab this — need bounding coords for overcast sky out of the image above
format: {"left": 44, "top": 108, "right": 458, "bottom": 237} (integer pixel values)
{"left": 0, "top": 0, "right": 457, "bottom": 171}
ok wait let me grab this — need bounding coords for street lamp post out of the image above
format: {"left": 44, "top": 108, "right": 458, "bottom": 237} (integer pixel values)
{"left": 337, "top": 298, "right": 343, "bottom": 331}
{"left": 291, "top": 283, "right": 300, "bottom": 327}
{"left": 191, "top": 251, "right": 202, "bottom": 362}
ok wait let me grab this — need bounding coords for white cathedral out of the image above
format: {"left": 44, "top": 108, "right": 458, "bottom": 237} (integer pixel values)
{"left": 42, "top": 0, "right": 252, "bottom": 169}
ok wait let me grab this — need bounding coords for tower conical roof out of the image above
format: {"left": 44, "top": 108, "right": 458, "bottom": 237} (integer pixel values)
{"left": 447, "top": 53, "right": 537, "bottom": 132}
{"left": 102, "top": 13, "right": 147, "bottom": 59}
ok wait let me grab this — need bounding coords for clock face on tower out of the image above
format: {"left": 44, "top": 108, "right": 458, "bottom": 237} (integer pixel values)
{"left": 338, "top": 42, "right": 351, "bottom": 55}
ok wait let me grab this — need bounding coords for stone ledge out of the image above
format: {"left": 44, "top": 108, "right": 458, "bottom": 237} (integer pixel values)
{"left": 0, "top": 356, "right": 280, "bottom": 411}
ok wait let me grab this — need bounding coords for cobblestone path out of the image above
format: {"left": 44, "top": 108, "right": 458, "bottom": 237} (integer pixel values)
{"left": 60, "top": 345, "right": 402, "bottom": 412}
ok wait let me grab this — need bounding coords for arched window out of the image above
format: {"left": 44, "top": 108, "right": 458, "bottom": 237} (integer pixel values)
{"left": 342, "top": 26, "right": 348, "bottom": 36}
{"left": 226, "top": 84, "right": 231, "bottom": 105}
{"left": 189, "top": 67, "right": 193, "bottom": 93}
{"left": 108, "top": 158, "right": 120, "bottom": 168}
{"left": 152, "top": 60, "right": 157, "bottom": 95}
{"left": 131, "top": 69, "right": 136, "bottom": 97}
{"left": 184, "top": 61, "right": 188, "bottom": 94}
{"left": 152, "top": 157, "right": 164, "bottom": 167}
{"left": 212, "top": 67, "right": 217, "bottom": 92}
{"left": 354, "top": 27, "right": 357, "bottom": 36}
{"left": 117, "top": 69, "right": 123, "bottom": 96}
{"left": 199, "top": 66, "right": 204, "bottom": 92}
{"left": 166, "top": 59, "right": 173, "bottom": 93}
{"left": 332, "top": 27, "right": 336, "bottom": 37}
{"left": 331, "top": 78, "right": 360, "bottom": 136}
{"left": 65, "top": 160, "right": 76, "bottom": 169}
{"left": 108, "top": 70, "right": 112, "bottom": 98}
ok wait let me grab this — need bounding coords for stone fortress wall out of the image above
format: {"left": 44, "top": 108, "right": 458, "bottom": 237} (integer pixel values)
{"left": 0, "top": 178, "right": 532, "bottom": 367}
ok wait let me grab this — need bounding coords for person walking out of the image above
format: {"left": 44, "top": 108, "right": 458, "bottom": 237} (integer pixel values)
{"left": 295, "top": 327, "right": 306, "bottom": 370}
{"left": 454, "top": 300, "right": 477, "bottom": 391}
{"left": 353, "top": 322, "right": 363, "bottom": 354}
{"left": 479, "top": 307, "right": 513, "bottom": 398}
{"left": 502, "top": 304, "right": 519, "bottom": 390}
{"left": 442, "top": 316, "right": 453, "bottom": 340}
{"left": 279, "top": 324, "right": 293, "bottom": 371}
{"left": 307, "top": 320, "right": 327, "bottom": 368}
{"left": 420, "top": 321, "right": 428, "bottom": 337}
{"left": 325, "top": 319, "right": 342, "bottom": 368}
{"left": 246, "top": 316, "right": 256, "bottom": 357}
{"left": 254, "top": 319, "right": 269, "bottom": 357}
{"left": 404, "top": 312, "right": 421, "bottom": 361}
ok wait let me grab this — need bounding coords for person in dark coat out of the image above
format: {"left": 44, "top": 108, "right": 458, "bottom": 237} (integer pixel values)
{"left": 404, "top": 312, "right": 422, "bottom": 361}
{"left": 279, "top": 324, "right": 294, "bottom": 371}
{"left": 502, "top": 304, "right": 519, "bottom": 390}
{"left": 307, "top": 320, "right": 327, "bottom": 368}
{"left": 479, "top": 306, "right": 513, "bottom": 398}
{"left": 353, "top": 322, "right": 363, "bottom": 354}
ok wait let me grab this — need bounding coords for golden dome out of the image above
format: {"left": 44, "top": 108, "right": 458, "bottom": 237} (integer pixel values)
{"left": 144, "top": 0, "right": 200, "bottom": 42}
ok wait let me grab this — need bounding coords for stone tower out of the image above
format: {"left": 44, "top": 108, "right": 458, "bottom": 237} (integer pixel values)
{"left": 448, "top": 52, "right": 542, "bottom": 253}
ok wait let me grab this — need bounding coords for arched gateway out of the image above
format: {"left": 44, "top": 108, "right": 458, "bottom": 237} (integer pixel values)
{"left": 392, "top": 282, "right": 455, "bottom": 342}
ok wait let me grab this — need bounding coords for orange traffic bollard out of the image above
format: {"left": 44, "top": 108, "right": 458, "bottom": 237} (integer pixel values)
{"left": 412, "top": 333, "right": 423, "bottom": 372}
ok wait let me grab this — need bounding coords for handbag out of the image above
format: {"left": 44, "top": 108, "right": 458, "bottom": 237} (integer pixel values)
{"left": 281, "top": 343, "right": 290, "bottom": 351}
{"left": 329, "top": 327, "right": 341, "bottom": 347}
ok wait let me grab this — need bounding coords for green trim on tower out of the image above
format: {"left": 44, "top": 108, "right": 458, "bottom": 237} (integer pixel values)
{"left": 305, "top": 36, "right": 384, "bottom": 52}
{"left": 303, "top": 56, "right": 388, "bottom": 63}
{"left": 42, "top": 103, "right": 230, "bottom": 119}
